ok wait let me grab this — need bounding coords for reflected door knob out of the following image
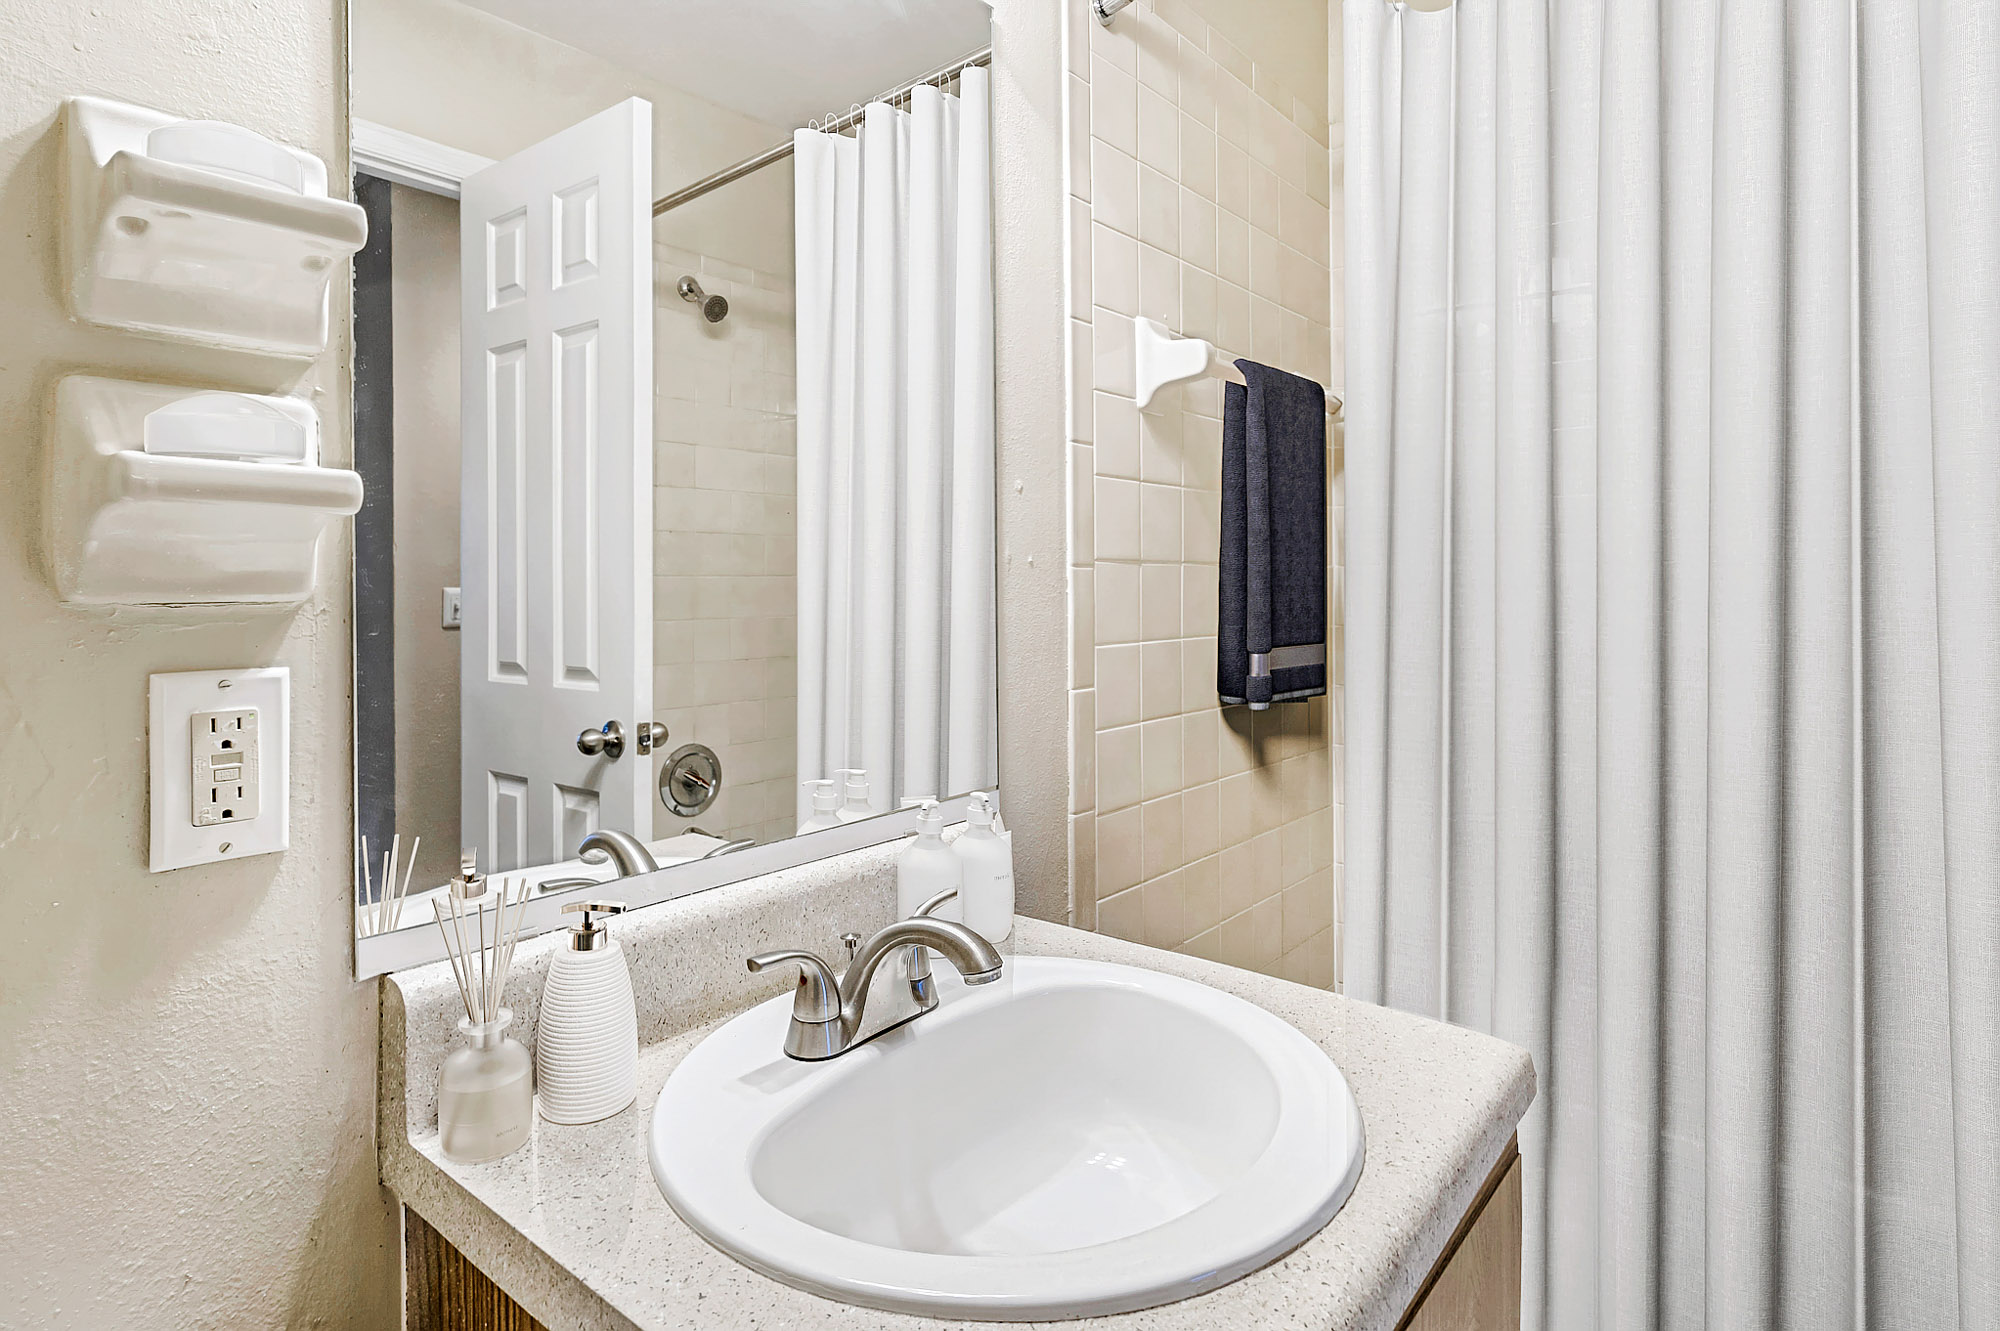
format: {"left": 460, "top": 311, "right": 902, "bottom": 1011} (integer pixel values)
{"left": 576, "top": 721, "right": 625, "bottom": 759}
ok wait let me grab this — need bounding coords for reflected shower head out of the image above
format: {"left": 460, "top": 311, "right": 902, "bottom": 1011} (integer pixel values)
{"left": 677, "top": 275, "right": 728, "bottom": 323}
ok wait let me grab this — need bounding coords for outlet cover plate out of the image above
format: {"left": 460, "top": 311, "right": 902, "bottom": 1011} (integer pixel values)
{"left": 150, "top": 667, "right": 289, "bottom": 871}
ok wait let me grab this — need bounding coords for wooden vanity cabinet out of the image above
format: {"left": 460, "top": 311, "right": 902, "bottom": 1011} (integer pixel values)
{"left": 405, "top": 1209, "right": 545, "bottom": 1331}
{"left": 1399, "top": 1137, "right": 1524, "bottom": 1331}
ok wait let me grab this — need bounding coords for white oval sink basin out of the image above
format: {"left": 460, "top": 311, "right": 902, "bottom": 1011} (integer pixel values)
{"left": 649, "top": 955, "right": 1365, "bottom": 1321}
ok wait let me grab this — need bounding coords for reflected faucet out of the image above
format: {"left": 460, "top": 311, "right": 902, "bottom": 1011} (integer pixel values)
{"left": 577, "top": 828, "right": 659, "bottom": 877}
{"left": 747, "top": 913, "right": 1003, "bottom": 1061}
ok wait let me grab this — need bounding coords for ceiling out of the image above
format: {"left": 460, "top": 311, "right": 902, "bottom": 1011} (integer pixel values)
{"left": 457, "top": 0, "right": 993, "bottom": 129}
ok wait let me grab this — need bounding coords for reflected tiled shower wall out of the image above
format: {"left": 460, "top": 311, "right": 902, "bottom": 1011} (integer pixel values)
{"left": 1064, "top": 0, "right": 1344, "bottom": 988}
{"left": 652, "top": 240, "right": 799, "bottom": 848}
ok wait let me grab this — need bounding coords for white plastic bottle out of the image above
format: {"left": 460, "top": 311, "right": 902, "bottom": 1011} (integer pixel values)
{"left": 798, "top": 779, "right": 843, "bottom": 833}
{"left": 535, "top": 902, "right": 637, "bottom": 1125}
{"left": 835, "top": 769, "right": 874, "bottom": 822}
{"left": 897, "top": 800, "right": 963, "bottom": 920}
{"left": 952, "top": 792, "right": 1015, "bottom": 943}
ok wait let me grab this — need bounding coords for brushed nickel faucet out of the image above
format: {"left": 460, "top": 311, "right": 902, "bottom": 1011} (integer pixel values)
{"left": 747, "top": 897, "right": 1002, "bottom": 1061}
{"left": 577, "top": 828, "right": 659, "bottom": 877}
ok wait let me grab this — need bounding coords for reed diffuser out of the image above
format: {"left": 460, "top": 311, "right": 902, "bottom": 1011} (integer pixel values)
{"left": 434, "top": 865, "right": 534, "bottom": 1164}
{"left": 357, "top": 832, "right": 421, "bottom": 937}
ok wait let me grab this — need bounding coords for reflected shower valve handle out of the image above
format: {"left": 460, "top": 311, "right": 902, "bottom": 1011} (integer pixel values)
{"left": 576, "top": 721, "right": 626, "bottom": 760}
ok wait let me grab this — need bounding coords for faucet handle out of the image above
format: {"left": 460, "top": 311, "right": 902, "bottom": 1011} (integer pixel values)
{"left": 747, "top": 950, "right": 840, "bottom": 1023}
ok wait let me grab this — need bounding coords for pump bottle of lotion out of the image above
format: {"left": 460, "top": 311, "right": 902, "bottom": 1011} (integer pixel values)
{"left": 798, "top": 779, "right": 843, "bottom": 833}
{"left": 897, "top": 800, "right": 963, "bottom": 920}
{"left": 952, "top": 792, "right": 1015, "bottom": 943}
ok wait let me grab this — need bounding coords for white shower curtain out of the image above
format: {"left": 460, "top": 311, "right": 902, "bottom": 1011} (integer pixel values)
{"left": 1345, "top": 2, "right": 1999, "bottom": 1329}
{"left": 794, "top": 70, "right": 996, "bottom": 820}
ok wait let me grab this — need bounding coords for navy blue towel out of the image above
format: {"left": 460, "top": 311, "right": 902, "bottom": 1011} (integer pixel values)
{"left": 1218, "top": 360, "right": 1327, "bottom": 709}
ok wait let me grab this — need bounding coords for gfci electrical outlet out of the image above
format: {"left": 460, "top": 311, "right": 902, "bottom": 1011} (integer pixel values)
{"left": 190, "top": 708, "right": 261, "bottom": 826}
{"left": 150, "top": 668, "right": 289, "bottom": 871}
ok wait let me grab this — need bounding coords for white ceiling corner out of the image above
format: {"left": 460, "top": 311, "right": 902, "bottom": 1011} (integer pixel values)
{"left": 456, "top": 0, "right": 994, "bottom": 129}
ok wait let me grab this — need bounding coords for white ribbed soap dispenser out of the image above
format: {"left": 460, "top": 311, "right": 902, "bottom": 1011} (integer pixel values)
{"left": 535, "top": 901, "right": 638, "bottom": 1125}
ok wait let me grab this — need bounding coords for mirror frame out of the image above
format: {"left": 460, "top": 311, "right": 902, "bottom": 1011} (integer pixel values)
{"left": 354, "top": 791, "right": 982, "bottom": 977}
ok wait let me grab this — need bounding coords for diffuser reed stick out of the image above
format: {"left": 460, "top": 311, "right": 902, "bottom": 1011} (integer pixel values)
{"left": 358, "top": 833, "right": 423, "bottom": 937}
{"left": 433, "top": 875, "right": 531, "bottom": 1025}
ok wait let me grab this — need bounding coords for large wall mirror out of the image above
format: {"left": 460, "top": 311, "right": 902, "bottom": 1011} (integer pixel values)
{"left": 350, "top": 0, "right": 998, "bottom": 975}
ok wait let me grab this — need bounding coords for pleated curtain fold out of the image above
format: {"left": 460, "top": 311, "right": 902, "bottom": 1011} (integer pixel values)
{"left": 794, "top": 70, "right": 997, "bottom": 820}
{"left": 1343, "top": 1, "right": 2000, "bottom": 1327}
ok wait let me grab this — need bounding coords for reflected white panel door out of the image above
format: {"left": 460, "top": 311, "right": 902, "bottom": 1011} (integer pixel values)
{"left": 460, "top": 99, "right": 653, "bottom": 872}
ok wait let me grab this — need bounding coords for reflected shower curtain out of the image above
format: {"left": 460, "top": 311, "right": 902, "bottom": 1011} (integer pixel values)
{"left": 794, "top": 70, "right": 996, "bottom": 820}
{"left": 1344, "top": 2, "right": 1999, "bottom": 1329}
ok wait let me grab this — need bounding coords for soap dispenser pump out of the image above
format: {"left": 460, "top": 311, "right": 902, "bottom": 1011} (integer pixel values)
{"left": 798, "top": 779, "right": 843, "bottom": 833}
{"left": 534, "top": 901, "right": 638, "bottom": 1125}
{"left": 835, "top": 768, "right": 873, "bottom": 822}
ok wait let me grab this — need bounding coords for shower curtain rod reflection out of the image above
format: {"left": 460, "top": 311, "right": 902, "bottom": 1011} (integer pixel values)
{"left": 652, "top": 46, "right": 993, "bottom": 217}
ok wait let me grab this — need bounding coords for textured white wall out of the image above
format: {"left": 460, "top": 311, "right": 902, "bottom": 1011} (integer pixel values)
{"left": 0, "top": 0, "right": 396, "bottom": 1324}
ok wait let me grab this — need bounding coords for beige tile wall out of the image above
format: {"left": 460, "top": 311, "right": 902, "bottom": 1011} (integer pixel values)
{"left": 1064, "top": 0, "right": 1343, "bottom": 989}
{"left": 652, "top": 240, "right": 799, "bottom": 847}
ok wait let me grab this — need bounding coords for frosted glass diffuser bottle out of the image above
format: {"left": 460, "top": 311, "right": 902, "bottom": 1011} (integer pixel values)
{"left": 897, "top": 800, "right": 963, "bottom": 919}
{"left": 535, "top": 901, "right": 638, "bottom": 1124}
{"left": 431, "top": 871, "right": 533, "bottom": 1163}
{"left": 952, "top": 792, "right": 1015, "bottom": 943}
{"left": 439, "top": 1010, "right": 533, "bottom": 1163}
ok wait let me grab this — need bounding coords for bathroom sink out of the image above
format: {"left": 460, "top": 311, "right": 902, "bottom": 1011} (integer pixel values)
{"left": 648, "top": 955, "right": 1365, "bottom": 1320}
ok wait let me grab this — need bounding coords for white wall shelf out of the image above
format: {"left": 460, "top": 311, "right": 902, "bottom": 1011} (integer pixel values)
{"left": 62, "top": 96, "right": 368, "bottom": 358}
{"left": 45, "top": 375, "right": 363, "bottom": 607}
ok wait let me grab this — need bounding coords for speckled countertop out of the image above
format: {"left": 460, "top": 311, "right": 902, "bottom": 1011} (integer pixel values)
{"left": 379, "top": 841, "right": 1535, "bottom": 1331}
